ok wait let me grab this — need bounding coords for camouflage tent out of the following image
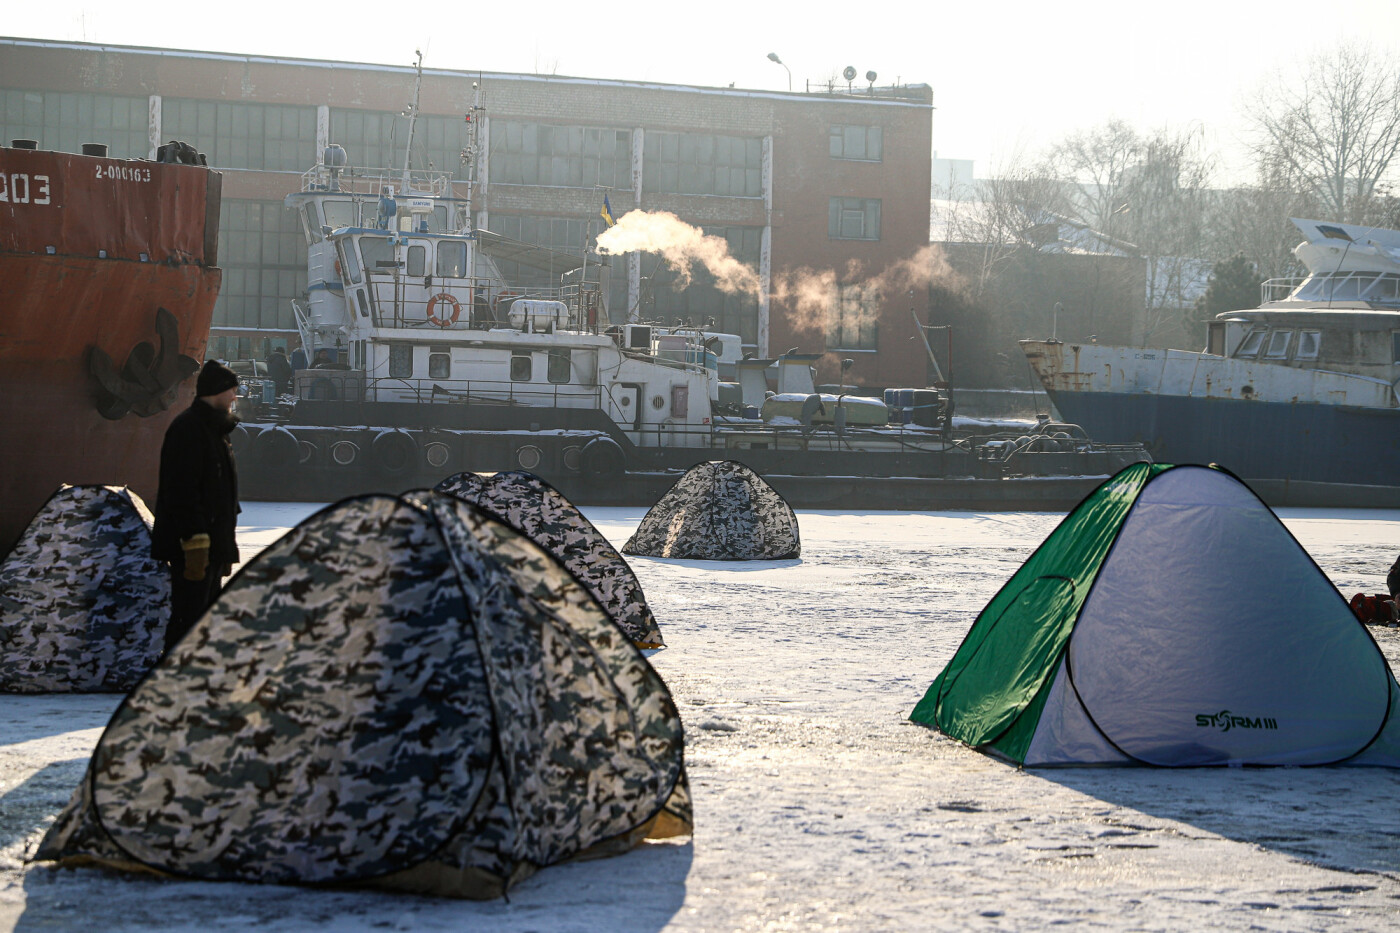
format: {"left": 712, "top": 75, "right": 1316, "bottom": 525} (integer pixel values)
{"left": 436, "top": 470, "right": 663, "bottom": 648}
{"left": 623, "top": 461, "right": 801, "bottom": 561}
{"left": 0, "top": 485, "right": 168, "bottom": 693}
{"left": 37, "top": 490, "right": 691, "bottom": 899}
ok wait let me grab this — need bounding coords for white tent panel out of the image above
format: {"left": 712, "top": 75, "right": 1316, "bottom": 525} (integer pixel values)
{"left": 1021, "top": 658, "right": 1131, "bottom": 767}
{"left": 1067, "top": 466, "right": 1390, "bottom": 766}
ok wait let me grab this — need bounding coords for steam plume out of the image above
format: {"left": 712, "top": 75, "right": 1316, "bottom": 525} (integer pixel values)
{"left": 597, "top": 211, "right": 962, "bottom": 333}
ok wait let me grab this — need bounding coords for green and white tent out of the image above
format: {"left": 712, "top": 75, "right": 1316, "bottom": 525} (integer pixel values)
{"left": 911, "top": 463, "right": 1400, "bottom": 767}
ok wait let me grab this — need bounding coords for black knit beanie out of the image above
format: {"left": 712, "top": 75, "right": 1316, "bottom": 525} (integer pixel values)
{"left": 196, "top": 359, "right": 240, "bottom": 396}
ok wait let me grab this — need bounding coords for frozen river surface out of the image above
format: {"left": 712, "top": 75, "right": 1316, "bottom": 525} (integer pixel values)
{"left": 4, "top": 502, "right": 1400, "bottom": 931}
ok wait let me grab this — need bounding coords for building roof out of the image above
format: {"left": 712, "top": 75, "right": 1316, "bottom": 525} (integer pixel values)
{"left": 0, "top": 36, "right": 933, "bottom": 109}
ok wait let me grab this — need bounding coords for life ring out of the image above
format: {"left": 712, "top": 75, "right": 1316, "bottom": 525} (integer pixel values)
{"left": 426, "top": 292, "right": 462, "bottom": 327}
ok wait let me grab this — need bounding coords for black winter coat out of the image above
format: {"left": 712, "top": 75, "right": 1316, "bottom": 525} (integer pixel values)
{"left": 151, "top": 399, "right": 241, "bottom": 565}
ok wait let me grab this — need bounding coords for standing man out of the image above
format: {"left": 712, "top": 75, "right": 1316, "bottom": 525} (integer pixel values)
{"left": 266, "top": 346, "right": 293, "bottom": 395}
{"left": 152, "top": 359, "right": 242, "bottom": 654}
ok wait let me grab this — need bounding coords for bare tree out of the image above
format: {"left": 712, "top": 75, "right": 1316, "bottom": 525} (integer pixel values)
{"left": 938, "top": 151, "right": 1069, "bottom": 298}
{"left": 1247, "top": 43, "right": 1400, "bottom": 223}
{"left": 1047, "top": 118, "right": 1143, "bottom": 240}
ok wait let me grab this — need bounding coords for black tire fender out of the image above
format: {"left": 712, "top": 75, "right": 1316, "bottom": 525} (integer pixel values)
{"left": 253, "top": 426, "right": 299, "bottom": 470}
{"left": 580, "top": 436, "right": 626, "bottom": 477}
{"left": 372, "top": 429, "right": 418, "bottom": 476}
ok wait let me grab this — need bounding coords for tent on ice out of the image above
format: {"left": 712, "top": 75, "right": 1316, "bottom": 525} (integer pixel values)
{"left": 436, "top": 470, "right": 664, "bottom": 648}
{"left": 623, "top": 460, "right": 800, "bottom": 561}
{"left": 910, "top": 462, "right": 1400, "bottom": 767}
{"left": 37, "top": 490, "right": 690, "bottom": 898}
{"left": 0, "top": 485, "right": 168, "bottom": 693}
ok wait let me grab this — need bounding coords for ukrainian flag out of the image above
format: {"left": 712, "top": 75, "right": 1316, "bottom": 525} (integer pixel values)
{"left": 600, "top": 195, "right": 616, "bottom": 228}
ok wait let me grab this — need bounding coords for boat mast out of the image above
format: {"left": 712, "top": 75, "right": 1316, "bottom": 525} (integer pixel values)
{"left": 401, "top": 50, "right": 423, "bottom": 188}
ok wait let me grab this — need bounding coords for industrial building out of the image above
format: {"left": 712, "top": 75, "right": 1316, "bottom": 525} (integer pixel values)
{"left": 0, "top": 38, "right": 934, "bottom": 386}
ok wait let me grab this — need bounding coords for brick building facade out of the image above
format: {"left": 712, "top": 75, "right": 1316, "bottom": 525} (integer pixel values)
{"left": 0, "top": 39, "right": 934, "bottom": 387}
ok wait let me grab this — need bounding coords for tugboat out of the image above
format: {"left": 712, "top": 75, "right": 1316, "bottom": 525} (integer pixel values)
{"left": 0, "top": 140, "right": 222, "bottom": 554}
{"left": 235, "top": 66, "right": 1146, "bottom": 510}
{"left": 1022, "top": 218, "right": 1400, "bottom": 507}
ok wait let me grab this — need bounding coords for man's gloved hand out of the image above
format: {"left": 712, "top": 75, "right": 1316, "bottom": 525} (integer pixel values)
{"left": 181, "top": 534, "right": 211, "bottom": 582}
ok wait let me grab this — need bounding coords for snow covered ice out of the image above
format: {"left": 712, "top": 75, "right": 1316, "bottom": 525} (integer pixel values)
{"left": 4, "top": 503, "right": 1400, "bottom": 930}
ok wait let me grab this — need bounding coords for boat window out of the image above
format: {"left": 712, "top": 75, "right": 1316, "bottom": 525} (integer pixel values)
{"left": 1234, "top": 329, "right": 1265, "bottom": 358}
{"left": 339, "top": 242, "right": 362, "bottom": 284}
{"left": 1393, "top": 332, "right": 1400, "bottom": 364}
{"left": 389, "top": 344, "right": 413, "bottom": 378}
{"left": 1354, "top": 274, "right": 1382, "bottom": 298}
{"left": 1207, "top": 323, "right": 1225, "bottom": 356}
{"left": 302, "top": 204, "right": 322, "bottom": 243}
{"left": 1296, "top": 330, "right": 1321, "bottom": 360}
{"left": 1265, "top": 330, "right": 1292, "bottom": 359}
{"left": 511, "top": 351, "right": 533, "bottom": 382}
{"left": 406, "top": 244, "right": 426, "bottom": 277}
{"left": 323, "top": 200, "right": 355, "bottom": 231}
{"left": 437, "top": 241, "right": 469, "bottom": 278}
{"left": 547, "top": 349, "right": 572, "bottom": 384}
{"left": 360, "top": 236, "right": 395, "bottom": 274}
{"left": 435, "top": 206, "right": 449, "bottom": 233}
{"left": 428, "top": 349, "right": 450, "bottom": 379}
{"left": 1374, "top": 274, "right": 1400, "bottom": 302}
{"left": 1330, "top": 275, "right": 1370, "bottom": 300}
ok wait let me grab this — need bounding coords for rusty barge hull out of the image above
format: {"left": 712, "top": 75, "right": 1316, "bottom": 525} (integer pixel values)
{"left": 0, "top": 147, "right": 221, "bottom": 555}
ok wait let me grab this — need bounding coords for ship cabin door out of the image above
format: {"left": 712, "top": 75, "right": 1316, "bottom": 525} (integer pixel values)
{"left": 611, "top": 382, "right": 642, "bottom": 430}
{"left": 399, "top": 237, "right": 433, "bottom": 325}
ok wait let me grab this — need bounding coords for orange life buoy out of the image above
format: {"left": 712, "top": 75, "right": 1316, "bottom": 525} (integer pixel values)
{"left": 426, "top": 292, "right": 462, "bottom": 327}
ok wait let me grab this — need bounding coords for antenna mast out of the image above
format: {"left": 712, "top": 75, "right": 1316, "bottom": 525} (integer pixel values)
{"left": 402, "top": 49, "right": 423, "bottom": 186}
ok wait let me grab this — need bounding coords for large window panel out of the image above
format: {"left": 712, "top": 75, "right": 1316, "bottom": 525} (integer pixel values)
{"left": 0, "top": 89, "right": 149, "bottom": 159}
{"left": 212, "top": 198, "right": 308, "bottom": 332}
{"left": 163, "top": 99, "right": 315, "bottom": 171}
{"left": 826, "top": 283, "right": 880, "bottom": 351}
{"left": 644, "top": 131, "right": 763, "bottom": 197}
{"left": 829, "top": 124, "right": 882, "bottom": 161}
{"left": 490, "top": 121, "right": 631, "bottom": 190}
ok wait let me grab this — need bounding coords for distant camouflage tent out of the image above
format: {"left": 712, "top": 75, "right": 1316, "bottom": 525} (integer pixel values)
{"left": 436, "top": 470, "right": 663, "bottom": 648}
{"left": 0, "top": 485, "right": 168, "bottom": 693}
{"left": 38, "top": 490, "right": 691, "bottom": 898}
{"left": 623, "top": 461, "right": 800, "bottom": 560}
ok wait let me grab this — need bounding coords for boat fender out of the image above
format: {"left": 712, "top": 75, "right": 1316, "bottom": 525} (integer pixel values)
{"left": 580, "top": 436, "right": 626, "bottom": 477}
{"left": 253, "top": 426, "right": 300, "bottom": 471}
{"left": 229, "top": 424, "right": 252, "bottom": 457}
{"left": 371, "top": 429, "right": 418, "bottom": 476}
{"left": 426, "top": 293, "right": 462, "bottom": 327}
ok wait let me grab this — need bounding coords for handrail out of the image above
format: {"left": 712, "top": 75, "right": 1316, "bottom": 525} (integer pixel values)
{"left": 301, "top": 163, "right": 456, "bottom": 198}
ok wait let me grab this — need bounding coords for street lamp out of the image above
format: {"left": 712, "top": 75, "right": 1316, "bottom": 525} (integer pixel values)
{"left": 767, "top": 52, "right": 791, "bottom": 91}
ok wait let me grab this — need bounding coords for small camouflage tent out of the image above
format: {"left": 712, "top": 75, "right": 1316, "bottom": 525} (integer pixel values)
{"left": 911, "top": 463, "right": 1400, "bottom": 767}
{"left": 37, "top": 490, "right": 690, "bottom": 898}
{"left": 0, "top": 485, "right": 168, "bottom": 693}
{"left": 623, "top": 461, "right": 800, "bottom": 561}
{"left": 436, "top": 471, "right": 663, "bottom": 648}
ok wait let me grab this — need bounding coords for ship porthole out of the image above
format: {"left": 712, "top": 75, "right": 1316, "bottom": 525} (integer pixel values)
{"left": 331, "top": 440, "right": 359, "bottom": 466}
{"left": 298, "top": 441, "right": 316, "bottom": 465}
{"left": 516, "top": 445, "right": 543, "bottom": 471}
{"left": 562, "top": 445, "right": 582, "bottom": 472}
{"left": 425, "top": 441, "right": 451, "bottom": 469}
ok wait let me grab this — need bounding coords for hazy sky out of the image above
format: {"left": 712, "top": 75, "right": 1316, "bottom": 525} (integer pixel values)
{"left": 10, "top": 0, "right": 1400, "bottom": 184}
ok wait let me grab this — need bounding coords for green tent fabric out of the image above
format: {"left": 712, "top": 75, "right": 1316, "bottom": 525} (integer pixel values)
{"left": 911, "top": 463, "right": 1400, "bottom": 767}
